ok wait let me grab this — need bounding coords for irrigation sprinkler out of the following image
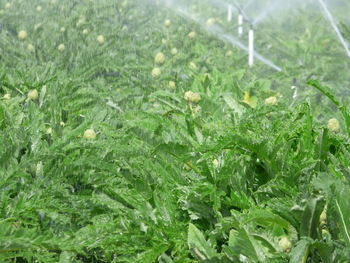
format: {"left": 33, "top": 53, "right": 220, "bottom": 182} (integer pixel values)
{"left": 229, "top": 1, "right": 251, "bottom": 37}
{"left": 157, "top": 0, "right": 281, "bottom": 72}
{"left": 208, "top": 1, "right": 246, "bottom": 36}
{"left": 231, "top": 1, "right": 249, "bottom": 22}
{"left": 248, "top": 25, "right": 254, "bottom": 67}
{"left": 227, "top": 4, "right": 233, "bottom": 22}
{"left": 238, "top": 12, "right": 243, "bottom": 36}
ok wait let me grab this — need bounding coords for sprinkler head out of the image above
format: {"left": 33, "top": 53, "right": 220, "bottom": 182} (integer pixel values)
{"left": 245, "top": 17, "right": 253, "bottom": 24}
{"left": 232, "top": 2, "right": 250, "bottom": 23}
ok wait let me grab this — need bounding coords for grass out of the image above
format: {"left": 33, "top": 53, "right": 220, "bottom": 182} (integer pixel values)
{"left": 0, "top": 0, "right": 350, "bottom": 262}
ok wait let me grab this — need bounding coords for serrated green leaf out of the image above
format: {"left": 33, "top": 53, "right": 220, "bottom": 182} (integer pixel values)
{"left": 289, "top": 238, "right": 311, "bottom": 263}
{"left": 188, "top": 223, "right": 217, "bottom": 260}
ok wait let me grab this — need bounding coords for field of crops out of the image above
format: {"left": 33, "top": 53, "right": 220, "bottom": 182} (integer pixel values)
{"left": 1, "top": 0, "right": 350, "bottom": 262}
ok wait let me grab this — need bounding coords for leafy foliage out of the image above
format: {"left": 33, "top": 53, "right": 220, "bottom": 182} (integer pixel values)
{"left": 0, "top": 0, "right": 350, "bottom": 262}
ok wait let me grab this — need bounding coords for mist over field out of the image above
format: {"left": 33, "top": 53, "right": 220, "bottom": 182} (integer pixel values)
{"left": 1, "top": 0, "right": 350, "bottom": 262}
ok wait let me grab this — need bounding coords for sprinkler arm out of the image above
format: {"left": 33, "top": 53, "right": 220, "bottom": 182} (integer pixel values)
{"left": 231, "top": 1, "right": 251, "bottom": 23}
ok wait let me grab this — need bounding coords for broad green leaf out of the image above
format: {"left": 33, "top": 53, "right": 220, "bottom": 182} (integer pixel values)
{"left": 300, "top": 196, "right": 325, "bottom": 239}
{"left": 222, "top": 93, "right": 244, "bottom": 116}
{"left": 335, "top": 187, "right": 350, "bottom": 247}
{"left": 289, "top": 238, "right": 311, "bottom": 263}
{"left": 227, "top": 227, "right": 266, "bottom": 262}
{"left": 39, "top": 85, "right": 47, "bottom": 108}
{"left": 312, "top": 241, "right": 336, "bottom": 263}
{"left": 242, "top": 209, "right": 291, "bottom": 230}
{"left": 188, "top": 223, "right": 216, "bottom": 260}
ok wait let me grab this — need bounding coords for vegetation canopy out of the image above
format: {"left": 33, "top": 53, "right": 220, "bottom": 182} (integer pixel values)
{"left": 0, "top": 0, "right": 350, "bottom": 262}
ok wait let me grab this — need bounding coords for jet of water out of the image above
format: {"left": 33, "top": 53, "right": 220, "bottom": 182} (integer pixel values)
{"left": 252, "top": 0, "right": 308, "bottom": 26}
{"left": 201, "top": 0, "right": 251, "bottom": 22}
{"left": 318, "top": 0, "right": 350, "bottom": 58}
{"left": 252, "top": 0, "right": 280, "bottom": 25}
{"left": 173, "top": 3, "right": 282, "bottom": 71}
{"left": 217, "top": 29, "right": 281, "bottom": 71}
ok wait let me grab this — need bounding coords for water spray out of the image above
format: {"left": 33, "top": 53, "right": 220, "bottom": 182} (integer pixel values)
{"left": 231, "top": 1, "right": 249, "bottom": 21}
{"left": 227, "top": 4, "right": 233, "bottom": 22}
{"left": 318, "top": 0, "right": 350, "bottom": 58}
{"left": 252, "top": 0, "right": 280, "bottom": 26}
{"left": 248, "top": 25, "right": 254, "bottom": 67}
{"left": 157, "top": 0, "right": 281, "bottom": 72}
{"left": 238, "top": 12, "right": 243, "bottom": 36}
